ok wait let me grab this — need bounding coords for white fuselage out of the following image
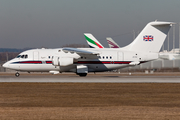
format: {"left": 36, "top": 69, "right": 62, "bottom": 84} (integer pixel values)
{"left": 2, "top": 21, "right": 173, "bottom": 76}
{"left": 3, "top": 48, "right": 158, "bottom": 73}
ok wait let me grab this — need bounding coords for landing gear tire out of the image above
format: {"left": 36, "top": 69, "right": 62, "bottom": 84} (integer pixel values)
{"left": 77, "top": 73, "right": 87, "bottom": 77}
{"left": 15, "top": 72, "right": 20, "bottom": 77}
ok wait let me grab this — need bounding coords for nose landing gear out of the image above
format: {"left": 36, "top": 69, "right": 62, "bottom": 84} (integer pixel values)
{"left": 15, "top": 72, "right": 20, "bottom": 77}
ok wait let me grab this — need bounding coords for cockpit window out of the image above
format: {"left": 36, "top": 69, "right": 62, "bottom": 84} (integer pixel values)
{"left": 16, "top": 55, "right": 21, "bottom": 58}
{"left": 16, "top": 54, "right": 28, "bottom": 59}
{"left": 25, "top": 55, "right": 28, "bottom": 58}
{"left": 21, "top": 55, "right": 25, "bottom": 58}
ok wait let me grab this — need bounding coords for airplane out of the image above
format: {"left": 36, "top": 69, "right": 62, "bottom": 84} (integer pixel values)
{"left": 106, "top": 37, "right": 120, "bottom": 48}
{"left": 3, "top": 21, "right": 173, "bottom": 77}
{"left": 84, "top": 28, "right": 180, "bottom": 61}
{"left": 84, "top": 33, "right": 120, "bottom": 48}
{"left": 84, "top": 33, "right": 104, "bottom": 48}
{"left": 159, "top": 49, "right": 180, "bottom": 60}
{"left": 106, "top": 37, "right": 180, "bottom": 60}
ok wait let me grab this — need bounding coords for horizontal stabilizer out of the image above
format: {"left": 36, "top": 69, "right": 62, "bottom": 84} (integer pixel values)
{"left": 150, "top": 21, "right": 175, "bottom": 26}
{"left": 159, "top": 53, "right": 180, "bottom": 60}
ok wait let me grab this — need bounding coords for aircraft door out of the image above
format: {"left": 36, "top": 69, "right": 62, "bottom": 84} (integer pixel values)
{"left": 118, "top": 52, "right": 123, "bottom": 61}
{"left": 33, "top": 51, "right": 39, "bottom": 60}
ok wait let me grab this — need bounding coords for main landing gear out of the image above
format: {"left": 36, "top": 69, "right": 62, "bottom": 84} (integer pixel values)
{"left": 77, "top": 73, "right": 87, "bottom": 77}
{"left": 15, "top": 72, "right": 20, "bottom": 77}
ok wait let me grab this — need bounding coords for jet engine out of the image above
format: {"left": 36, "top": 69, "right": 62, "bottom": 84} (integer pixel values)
{"left": 52, "top": 57, "right": 74, "bottom": 66}
{"left": 52, "top": 56, "right": 59, "bottom": 66}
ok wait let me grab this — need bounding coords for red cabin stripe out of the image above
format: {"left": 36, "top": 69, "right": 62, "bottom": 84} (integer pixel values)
{"left": 19, "top": 61, "right": 42, "bottom": 64}
{"left": 75, "top": 61, "right": 132, "bottom": 64}
{"left": 46, "top": 61, "right": 52, "bottom": 64}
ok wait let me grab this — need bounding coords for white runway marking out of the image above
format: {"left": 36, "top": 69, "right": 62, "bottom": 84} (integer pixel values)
{"left": 0, "top": 75, "right": 180, "bottom": 83}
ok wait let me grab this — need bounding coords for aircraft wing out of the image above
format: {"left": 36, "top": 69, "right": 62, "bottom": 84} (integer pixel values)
{"left": 62, "top": 47, "right": 99, "bottom": 55}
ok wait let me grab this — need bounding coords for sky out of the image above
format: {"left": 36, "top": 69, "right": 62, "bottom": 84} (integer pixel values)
{"left": 0, "top": 0, "right": 180, "bottom": 50}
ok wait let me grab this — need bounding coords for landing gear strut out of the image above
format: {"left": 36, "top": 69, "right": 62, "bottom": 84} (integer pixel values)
{"left": 15, "top": 72, "right": 20, "bottom": 77}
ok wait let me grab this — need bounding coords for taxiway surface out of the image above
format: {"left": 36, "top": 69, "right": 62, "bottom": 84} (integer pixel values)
{"left": 1, "top": 73, "right": 180, "bottom": 119}
{"left": 0, "top": 73, "right": 180, "bottom": 83}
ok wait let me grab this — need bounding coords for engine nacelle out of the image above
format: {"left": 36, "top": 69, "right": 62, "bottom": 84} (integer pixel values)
{"left": 52, "top": 56, "right": 59, "bottom": 66}
{"left": 59, "top": 57, "right": 73, "bottom": 66}
{"left": 52, "top": 57, "right": 74, "bottom": 66}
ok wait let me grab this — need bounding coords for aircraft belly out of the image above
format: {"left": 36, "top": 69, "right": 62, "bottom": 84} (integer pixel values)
{"left": 86, "top": 64, "right": 129, "bottom": 72}
{"left": 12, "top": 64, "right": 59, "bottom": 72}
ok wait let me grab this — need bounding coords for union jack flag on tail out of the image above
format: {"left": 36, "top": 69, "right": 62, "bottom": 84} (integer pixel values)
{"left": 143, "top": 35, "right": 153, "bottom": 41}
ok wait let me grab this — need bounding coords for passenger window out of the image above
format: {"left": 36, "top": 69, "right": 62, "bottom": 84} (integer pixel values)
{"left": 106, "top": 56, "right": 108, "bottom": 59}
{"left": 110, "top": 56, "right": 112, "bottom": 59}
{"left": 25, "top": 55, "right": 28, "bottom": 58}
{"left": 103, "top": 56, "right": 104, "bottom": 59}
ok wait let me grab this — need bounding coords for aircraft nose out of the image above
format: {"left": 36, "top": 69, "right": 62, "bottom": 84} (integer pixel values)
{"left": 2, "top": 62, "right": 9, "bottom": 68}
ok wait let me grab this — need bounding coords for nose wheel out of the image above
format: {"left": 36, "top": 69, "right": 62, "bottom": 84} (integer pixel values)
{"left": 15, "top": 72, "right": 20, "bottom": 77}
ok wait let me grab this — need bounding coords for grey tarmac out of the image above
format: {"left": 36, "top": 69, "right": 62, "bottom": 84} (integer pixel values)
{"left": 0, "top": 73, "right": 180, "bottom": 83}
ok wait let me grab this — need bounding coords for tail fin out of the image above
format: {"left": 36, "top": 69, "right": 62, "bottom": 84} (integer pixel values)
{"left": 124, "top": 21, "right": 174, "bottom": 53}
{"left": 84, "top": 33, "right": 104, "bottom": 48}
{"left": 106, "top": 37, "right": 120, "bottom": 48}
